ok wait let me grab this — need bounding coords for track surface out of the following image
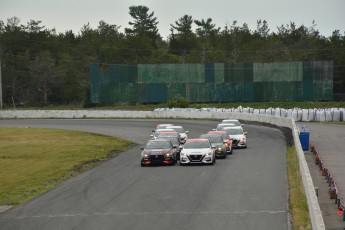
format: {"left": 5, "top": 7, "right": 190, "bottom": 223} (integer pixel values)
{"left": 0, "top": 119, "right": 289, "bottom": 230}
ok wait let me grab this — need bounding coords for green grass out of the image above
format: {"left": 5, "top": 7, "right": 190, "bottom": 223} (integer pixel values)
{"left": 0, "top": 127, "right": 132, "bottom": 205}
{"left": 286, "top": 146, "right": 312, "bottom": 229}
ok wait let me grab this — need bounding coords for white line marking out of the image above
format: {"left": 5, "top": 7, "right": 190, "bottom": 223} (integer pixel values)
{"left": 12, "top": 210, "right": 287, "bottom": 219}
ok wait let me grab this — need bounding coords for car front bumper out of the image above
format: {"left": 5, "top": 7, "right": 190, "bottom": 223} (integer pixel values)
{"left": 180, "top": 155, "right": 213, "bottom": 164}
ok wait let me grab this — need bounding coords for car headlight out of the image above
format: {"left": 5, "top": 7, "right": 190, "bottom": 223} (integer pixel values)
{"left": 165, "top": 153, "right": 171, "bottom": 157}
{"left": 240, "top": 138, "right": 245, "bottom": 142}
{"left": 204, "top": 151, "right": 212, "bottom": 156}
{"left": 142, "top": 151, "right": 150, "bottom": 158}
{"left": 180, "top": 152, "right": 186, "bottom": 157}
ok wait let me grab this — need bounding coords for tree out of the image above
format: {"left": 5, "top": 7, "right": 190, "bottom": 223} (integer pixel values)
{"left": 194, "top": 18, "right": 219, "bottom": 37}
{"left": 125, "top": 5, "right": 160, "bottom": 45}
{"left": 169, "top": 15, "right": 197, "bottom": 58}
{"left": 170, "top": 15, "right": 193, "bottom": 35}
{"left": 30, "top": 51, "right": 62, "bottom": 104}
{"left": 194, "top": 18, "right": 220, "bottom": 62}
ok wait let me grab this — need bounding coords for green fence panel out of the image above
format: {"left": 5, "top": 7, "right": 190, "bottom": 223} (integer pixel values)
{"left": 90, "top": 61, "right": 333, "bottom": 103}
{"left": 137, "top": 83, "right": 167, "bottom": 103}
{"left": 224, "top": 62, "right": 253, "bottom": 83}
{"left": 109, "top": 64, "right": 138, "bottom": 83}
{"left": 98, "top": 83, "right": 138, "bottom": 103}
{"left": 303, "top": 61, "right": 313, "bottom": 100}
{"left": 253, "top": 81, "right": 304, "bottom": 101}
{"left": 253, "top": 62, "right": 303, "bottom": 82}
{"left": 214, "top": 63, "right": 224, "bottom": 83}
{"left": 243, "top": 81, "right": 254, "bottom": 102}
{"left": 185, "top": 64, "right": 205, "bottom": 83}
{"left": 138, "top": 64, "right": 204, "bottom": 83}
{"left": 313, "top": 80, "right": 333, "bottom": 100}
{"left": 311, "top": 61, "right": 333, "bottom": 81}
{"left": 292, "top": 81, "right": 304, "bottom": 101}
{"left": 205, "top": 64, "right": 214, "bottom": 83}
{"left": 214, "top": 82, "right": 245, "bottom": 102}
{"left": 167, "top": 83, "right": 186, "bottom": 101}
{"left": 89, "top": 64, "right": 100, "bottom": 103}
{"left": 186, "top": 83, "right": 213, "bottom": 102}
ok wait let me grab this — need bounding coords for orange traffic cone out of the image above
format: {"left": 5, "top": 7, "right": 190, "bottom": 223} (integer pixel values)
{"left": 315, "top": 155, "right": 319, "bottom": 165}
{"left": 338, "top": 208, "right": 343, "bottom": 216}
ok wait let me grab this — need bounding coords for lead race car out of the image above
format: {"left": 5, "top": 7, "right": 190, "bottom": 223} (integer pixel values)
{"left": 140, "top": 139, "right": 177, "bottom": 166}
{"left": 180, "top": 138, "right": 216, "bottom": 165}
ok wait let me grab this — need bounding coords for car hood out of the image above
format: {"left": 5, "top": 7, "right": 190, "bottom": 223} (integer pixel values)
{"left": 144, "top": 148, "right": 171, "bottom": 153}
{"left": 210, "top": 143, "right": 223, "bottom": 147}
{"left": 229, "top": 134, "right": 245, "bottom": 140}
{"left": 181, "top": 148, "right": 211, "bottom": 155}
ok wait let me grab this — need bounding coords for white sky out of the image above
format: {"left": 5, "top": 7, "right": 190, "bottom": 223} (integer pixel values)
{"left": 1, "top": 0, "right": 344, "bottom": 39}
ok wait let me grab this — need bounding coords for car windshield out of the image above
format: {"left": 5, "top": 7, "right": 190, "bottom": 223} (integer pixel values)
{"left": 200, "top": 135, "right": 223, "bottom": 143}
{"left": 183, "top": 141, "right": 210, "bottom": 149}
{"left": 158, "top": 137, "right": 179, "bottom": 145}
{"left": 145, "top": 141, "right": 171, "bottom": 149}
{"left": 225, "top": 129, "right": 243, "bottom": 135}
{"left": 216, "top": 124, "right": 235, "bottom": 131}
{"left": 222, "top": 120, "right": 241, "bottom": 126}
{"left": 169, "top": 127, "right": 184, "bottom": 133}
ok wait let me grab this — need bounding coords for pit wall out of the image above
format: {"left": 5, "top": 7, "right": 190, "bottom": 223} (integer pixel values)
{"left": 0, "top": 109, "right": 325, "bottom": 229}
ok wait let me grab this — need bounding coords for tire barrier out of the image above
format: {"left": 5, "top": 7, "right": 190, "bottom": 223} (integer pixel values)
{"left": 311, "top": 145, "right": 345, "bottom": 221}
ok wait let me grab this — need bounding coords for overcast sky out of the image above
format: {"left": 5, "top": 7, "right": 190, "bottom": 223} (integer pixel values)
{"left": 1, "top": 0, "right": 344, "bottom": 39}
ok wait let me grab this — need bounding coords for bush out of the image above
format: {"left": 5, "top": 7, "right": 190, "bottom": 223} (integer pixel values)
{"left": 167, "top": 97, "right": 189, "bottom": 108}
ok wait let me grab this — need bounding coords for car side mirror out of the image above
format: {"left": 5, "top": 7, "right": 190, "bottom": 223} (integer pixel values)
{"left": 244, "top": 132, "right": 248, "bottom": 135}
{"left": 140, "top": 147, "right": 144, "bottom": 150}
{"left": 185, "top": 131, "right": 189, "bottom": 134}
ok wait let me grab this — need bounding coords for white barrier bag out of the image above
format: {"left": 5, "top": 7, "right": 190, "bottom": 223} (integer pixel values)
{"left": 302, "top": 109, "right": 309, "bottom": 121}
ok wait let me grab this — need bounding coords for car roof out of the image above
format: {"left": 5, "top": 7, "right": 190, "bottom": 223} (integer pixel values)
{"left": 222, "top": 119, "right": 239, "bottom": 122}
{"left": 217, "top": 123, "right": 236, "bottom": 126}
{"left": 148, "top": 139, "right": 171, "bottom": 143}
{"left": 186, "top": 138, "right": 209, "bottom": 142}
{"left": 156, "top": 124, "right": 174, "bottom": 128}
{"left": 200, "top": 133, "right": 222, "bottom": 137}
{"left": 208, "top": 131, "right": 228, "bottom": 134}
{"left": 166, "top": 125, "right": 183, "bottom": 128}
{"left": 158, "top": 131, "right": 179, "bottom": 134}
{"left": 223, "top": 126, "right": 243, "bottom": 130}
{"left": 155, "top": 128, "right": 175, "bottom": 132}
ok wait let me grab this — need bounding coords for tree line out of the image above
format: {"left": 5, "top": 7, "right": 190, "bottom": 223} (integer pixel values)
{"left": 0, "top": 5, "right": 344, "bottom": 107}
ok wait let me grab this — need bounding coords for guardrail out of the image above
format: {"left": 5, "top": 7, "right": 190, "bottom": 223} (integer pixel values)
{"left": 0, "top": 109, "right": 325, "bottom": 229}
{"left": 311, "top": 144, "right": 345, "bottom": 221}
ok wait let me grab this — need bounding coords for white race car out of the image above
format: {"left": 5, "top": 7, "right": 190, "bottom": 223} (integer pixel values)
{"left": 180, "top": 139, "right": 216, "bottom": 165}
{"left": 166, "top": 125, "right": 189, "bottom": 143}
{"left": 223, "top": 126, "right": 248, "bottom": 148}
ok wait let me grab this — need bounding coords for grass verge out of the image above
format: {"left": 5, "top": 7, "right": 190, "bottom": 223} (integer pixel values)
{"left": 0, "top": 127, "right": 132, "bottom": 205}
{"left": 287, "top": 146, "right": 312, "bottom": 229}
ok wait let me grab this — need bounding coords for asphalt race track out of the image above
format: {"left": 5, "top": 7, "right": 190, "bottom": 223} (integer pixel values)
{"left": 0, "top": 119, "right": 289, "bottom": 230}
